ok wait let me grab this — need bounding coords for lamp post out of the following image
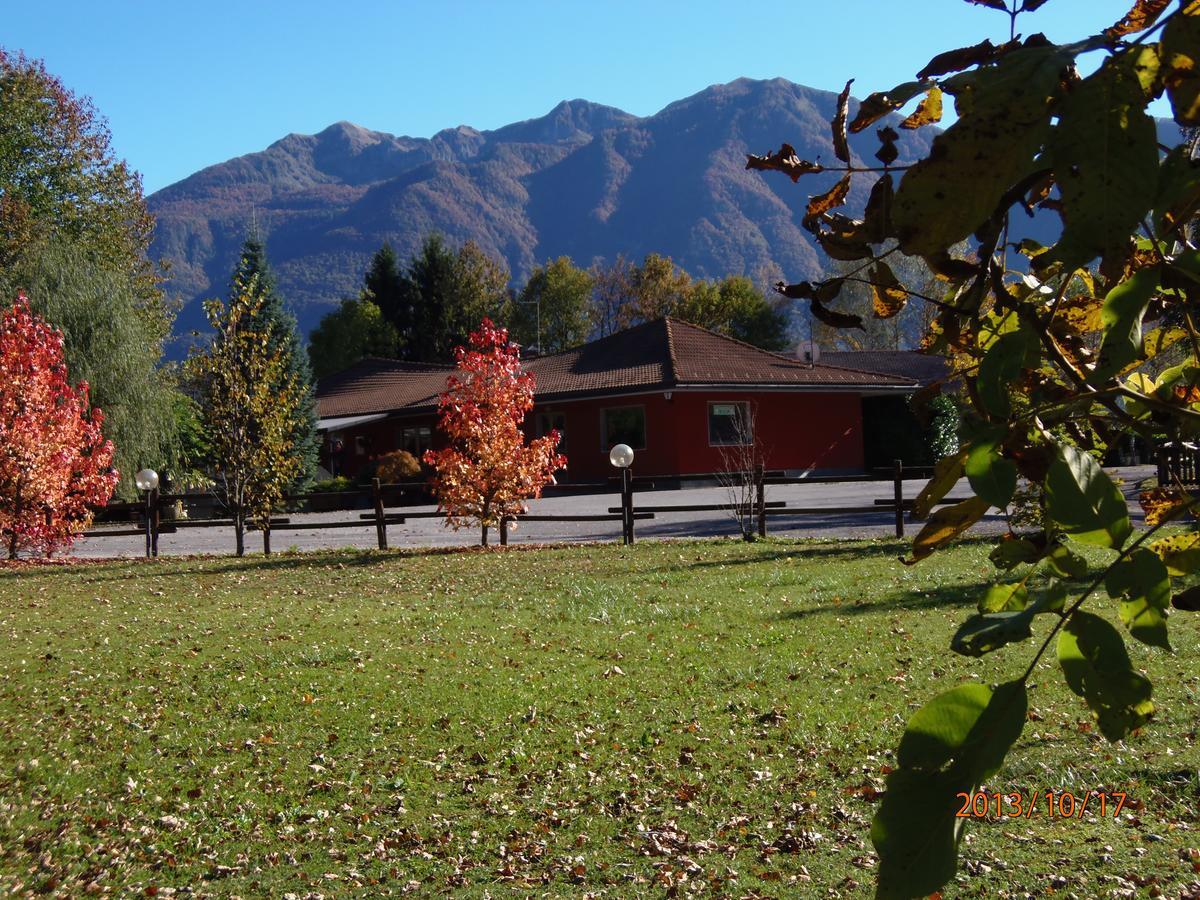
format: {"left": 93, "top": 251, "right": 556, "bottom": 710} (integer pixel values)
{"left": 609, "top": 443, "right": 635, "bottom": 545}
{"left": 135, "top": 468, "right": 159, "bottom": 558}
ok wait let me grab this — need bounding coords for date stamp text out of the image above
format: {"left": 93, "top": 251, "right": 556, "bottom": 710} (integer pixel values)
{"left": 955, "top": 790, "right": 1128, "bottom": 820}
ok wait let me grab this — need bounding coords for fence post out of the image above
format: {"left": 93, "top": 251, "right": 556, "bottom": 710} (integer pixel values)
{"left": 500, "top": 516, "right": 509, "bottom": 546}
{"left": 150, "top": 488, "right": 160, "bottom": 557}
{"left": 893, "top": 458, "right": 904, "bottom": 539}
{"left": 755, "top": 463, "right": 767, "bottom": 539}
{"left": 372, "top": 478, "right": 388, "bottom": 551}
{"left": 621, "top": 467, "right": 634, "bottom": 545}
{"left": 143, "top": 488, "right": 154, "bottom": 558}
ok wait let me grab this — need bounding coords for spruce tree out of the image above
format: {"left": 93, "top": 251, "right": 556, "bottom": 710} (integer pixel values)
{"left": 401, "top": 234, "right": 510, "bottom": 364}
{"left": 363, "top": 242, "right": 410, "bottom": 349}
{"left": 229, "top": 231, "right": 320, "bottom": 487}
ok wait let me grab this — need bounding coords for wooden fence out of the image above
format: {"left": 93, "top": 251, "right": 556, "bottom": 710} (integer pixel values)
{"left": 84, "top": 461, "right": 964, "bottom": 557}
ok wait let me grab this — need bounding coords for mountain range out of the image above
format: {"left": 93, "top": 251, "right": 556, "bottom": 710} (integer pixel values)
{"left": 148, "top": 77, "right": 945, "bottom": 343}
{"left": 157, "top": 77, "right": 1188, "bottom": 345}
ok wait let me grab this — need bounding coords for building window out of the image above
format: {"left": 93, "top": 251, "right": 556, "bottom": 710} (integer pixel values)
{"left": 709, "top": 402, "right": 752, "bottom": 446}
{"left": 398, "top": 425, "right": 432, "bottom": 456}
{"left": 535, "top": 412, "right": 567, "bottom": 453}
{"left": 603, "top": 405, "right": 645, "bottom": 450}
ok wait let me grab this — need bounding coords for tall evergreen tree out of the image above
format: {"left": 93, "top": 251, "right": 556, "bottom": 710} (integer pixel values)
{"left": 228, "top": 231, "right": 319, "bottom": 486}
{"left": 401, "top": 234, "right": 511, "bottom": 364}
{"left": 363, "top": 243, "right": 409, "bottom": 348}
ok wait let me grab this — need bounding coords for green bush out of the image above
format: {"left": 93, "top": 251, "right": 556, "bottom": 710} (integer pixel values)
{"left": 309, "top": 476, "right": 354, "bottom": 493}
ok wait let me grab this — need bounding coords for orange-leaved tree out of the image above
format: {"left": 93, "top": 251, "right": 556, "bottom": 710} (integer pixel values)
{"left": 425, "top": 318, "right": 565, "bottom": 545}
{"left": 0, "top": 294, "right": 118, "bottom": 558}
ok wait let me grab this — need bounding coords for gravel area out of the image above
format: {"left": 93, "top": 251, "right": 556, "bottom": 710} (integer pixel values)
{"left": 68, "top": 466, "right": 1155, "bottom": 559}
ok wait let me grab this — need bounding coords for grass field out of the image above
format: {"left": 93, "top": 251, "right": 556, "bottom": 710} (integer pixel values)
{"left": 0, "top": 537, "right": 1197, "bottom": 897}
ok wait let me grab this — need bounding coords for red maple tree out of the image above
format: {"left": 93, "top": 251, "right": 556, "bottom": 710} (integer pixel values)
{"left": 425, "top": 319, "right": 565, "bottom": 545}
{"left": 0, "top": 294, "right": 118, "bottom": 558}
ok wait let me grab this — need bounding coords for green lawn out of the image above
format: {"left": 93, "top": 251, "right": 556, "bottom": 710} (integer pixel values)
{"left": 0, "top": 538, "right": 1197, "bottom": 896}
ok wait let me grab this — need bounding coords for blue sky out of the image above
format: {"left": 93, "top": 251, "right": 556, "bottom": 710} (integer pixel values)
{"left": 8, "top": 1, "right": 1161, "bottom": 195}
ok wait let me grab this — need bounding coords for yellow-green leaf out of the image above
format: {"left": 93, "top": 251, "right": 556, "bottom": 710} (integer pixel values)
{"left": 907, "top": 495, "right": 992, "bottom": 563}
{"left": 1058, "top": 612, "right": 1154, "bottom": 742}
{"left": 870, "top": 261, "right": 907, "bottom": 318}
{"left": 912, "top": 450, "right": 969, "bottom": 519}
{"left": 1044, "top": 444, "right": 1132, "bottom": 548}
{"left": 1106, "top": 548, "right": 1171, "bottom": 650}
{"left": 1042, "top": 47, "right": 1161, "bottom": 270}
{"left": 1163, "top": 2, "right": 1200, "bottom": 125}
{"left": 893, "top": 46, "right": 1072, "bottom": 257}
{"left": 901, "top": 86, "right": 943, "bottom": 130}
{"left": 1149, "top": 530, "right": 1200, "bottom": 575}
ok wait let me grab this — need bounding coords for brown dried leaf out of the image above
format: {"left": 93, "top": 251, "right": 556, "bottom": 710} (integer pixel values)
{"left": 1021, "top": 0, "right": 1052, "bottom": 9}
{"left": 916, "top": 39, "right": 998, "bottom": 80}
{"left": 1104, "top": 0, "right": 1172, "bottom": 40}
{"left": 909, "top": 382, "right": 944, "bottom": 427}
{"left": 1021, "top": 172, "right": 1056, "bottom": 215}
{"left": 965, "top": 0, "right": 1008, "bottom": 9}
{"left": 1053, "top": 294, "right": 1104, "bottom": 334}
{"left": 901, "top": 86, "right": 944, "bottom": 129}
{"left": 1140, "top": 487, "right": 1192, "bottom": 527}
{"left": 745, "top": 144, "right": 824, "bottom": 182}
{"left": 811, "top": 298, "right": 865, "bottom": 331}
{"left": 818, "top": 230, "right": 875, "bottom": 261}
{"left": 925, "top": 251, "right": 980, "bottom": 281}
{"left": 833, "top": 79, "right": 853, "bottom": 164}
{"left": 849, "top": 82, "right": 925, "bottom": 133}
{"left": 814, "top": 278, "right": 847, "bottom": 302}
{"left": 870, "top": 261, "right": 908, "bottom": 318}
{"left": 805, "top": 174, "right": 852, "bottom": 225}
{"left": 774, "top": 281, "right": 815, "bottom": 300}
{"left": 876, "top": 127, "right": 900, "bottom": 167}
{"left": 863, "top": 173, "right": 894, "bottom": 242}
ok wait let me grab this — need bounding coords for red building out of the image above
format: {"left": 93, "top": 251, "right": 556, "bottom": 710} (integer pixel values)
{"left": 315, "top": 318, "right": 917, "bottom": 481}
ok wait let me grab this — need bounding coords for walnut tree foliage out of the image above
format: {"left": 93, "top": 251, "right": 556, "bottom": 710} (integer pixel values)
{"left": 747, "top": 1, "right": 1200, "bottom": 896}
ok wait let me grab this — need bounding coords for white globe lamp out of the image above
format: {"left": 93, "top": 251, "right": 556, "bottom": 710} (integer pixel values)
{"left": 608, "top": 444, "right": 635, "bottom": 469}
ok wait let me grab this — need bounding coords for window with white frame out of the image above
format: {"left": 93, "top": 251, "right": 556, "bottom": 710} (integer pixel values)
{"left": 708, "top": 401, "right": 753, "bottom": 446}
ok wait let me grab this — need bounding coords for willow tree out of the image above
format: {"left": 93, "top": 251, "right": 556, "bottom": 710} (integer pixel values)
{"left": 747, "top": 1, "right": 1200, "bottom": 895}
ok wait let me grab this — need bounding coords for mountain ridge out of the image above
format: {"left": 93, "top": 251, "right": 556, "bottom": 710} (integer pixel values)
{"left": 147, "top": 77, "right": 937, "bottom": 342}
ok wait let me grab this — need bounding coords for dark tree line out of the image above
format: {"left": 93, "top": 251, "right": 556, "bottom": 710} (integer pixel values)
{"left": 308, "top": 236, "right": 791, "bottom": 379}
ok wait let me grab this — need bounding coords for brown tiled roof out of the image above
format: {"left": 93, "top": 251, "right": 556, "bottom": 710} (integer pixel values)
{"left": 315, "top": 319, "right": 916, "bottom": 417}
{"left": 522, "top": 319, "right": 674, "bottom": 397}
{"left": 820, "top": 350, "right": 949, "bottom": 386}
{"left": 660, "top": 319, "right": 915, "bottom": 388}
{"left": 316, "top": 358, "right": 454, "bottom": 417}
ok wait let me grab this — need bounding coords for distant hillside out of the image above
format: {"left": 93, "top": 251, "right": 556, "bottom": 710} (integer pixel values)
{"left": 148, "top": 78, "right": 940, "bottom": 344}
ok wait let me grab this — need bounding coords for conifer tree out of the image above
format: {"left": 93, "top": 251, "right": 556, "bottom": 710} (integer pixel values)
{"left": 228, "top": 231, "right": 319, "bottom": 486}
{"left": 363, "top": 242, "right": 409, "bottom": 347}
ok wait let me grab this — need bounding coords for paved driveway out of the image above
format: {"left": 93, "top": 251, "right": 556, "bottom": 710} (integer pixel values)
{"left": 71, "top": 466, "right": 1155, "bottom": 558}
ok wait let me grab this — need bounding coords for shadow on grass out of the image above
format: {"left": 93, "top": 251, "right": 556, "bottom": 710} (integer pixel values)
{"left": 0, "top": 547, "right": 401, "bottom": 583}
{"left": 654, "top": 532, "right": 1007, "bottom": 575}
{"left": 654, "top": 539, "right": 913, "bottom": 573}
{"left": 775, "top": 578, "right": 987, "bottom": 620}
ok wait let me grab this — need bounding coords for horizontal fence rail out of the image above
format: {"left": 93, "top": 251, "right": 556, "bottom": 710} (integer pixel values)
{"left": 81, "top": 461, "right": 971, "bottom": 557}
